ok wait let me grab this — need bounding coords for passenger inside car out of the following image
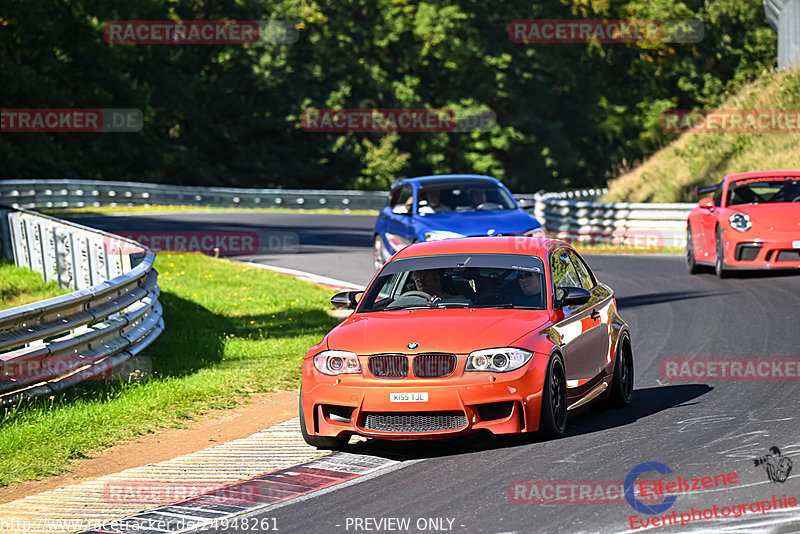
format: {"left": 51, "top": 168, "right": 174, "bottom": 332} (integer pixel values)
{"left": 418, "top": 189, "right": 452, "bottom": 214}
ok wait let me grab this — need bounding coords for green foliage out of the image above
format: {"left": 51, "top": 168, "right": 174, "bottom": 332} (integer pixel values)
{"left": 0, "top": 0, "right": 777, "bottom": 192}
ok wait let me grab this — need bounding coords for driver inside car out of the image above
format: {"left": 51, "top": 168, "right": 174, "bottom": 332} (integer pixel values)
{"left": 408, "top": 269, "right": 458, "bottom": 302}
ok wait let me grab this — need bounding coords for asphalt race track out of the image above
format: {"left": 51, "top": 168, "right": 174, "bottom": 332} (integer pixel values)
{"left": 72, "top": 212, "right": 800, "bottom": 533}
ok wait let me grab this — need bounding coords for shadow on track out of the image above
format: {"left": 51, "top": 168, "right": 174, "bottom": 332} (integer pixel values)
{"left": 341, "top": 384, "right": 711, "bottom": 462}
{"left": 615, "top": 291, "right": 736, "bottom": 309}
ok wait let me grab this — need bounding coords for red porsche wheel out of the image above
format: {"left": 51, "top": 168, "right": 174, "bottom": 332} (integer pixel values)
{"left": 686, "top": 224, "right": 702, "bottom": 274}
{"left": 715, "top": 227, "right": 730, "bottom": 279}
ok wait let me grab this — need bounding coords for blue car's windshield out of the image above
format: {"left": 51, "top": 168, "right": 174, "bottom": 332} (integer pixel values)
{"left": 418, "top": 184, "right": 517, "bottom": 214}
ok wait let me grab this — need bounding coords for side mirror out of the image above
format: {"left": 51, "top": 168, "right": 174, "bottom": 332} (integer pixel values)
{"left": 698, "top": 197, "right": 714, "bottom": 210}
{"left": 331, "top": 291, "right": 363, "bottom": 310}
{"left": 516, "top": 198, "right": 533, "bottom": 209}
{"left": 554, "top": 286, "right": 591, "bottom": 308}
{"left": 391, "top": 205, "right": 410, "bottom": 215}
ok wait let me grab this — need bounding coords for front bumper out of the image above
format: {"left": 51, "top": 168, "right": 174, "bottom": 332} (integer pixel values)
{"left": 722, "top": 230, "right": 800, "bottom": 269}
{"left": 301, "top": 352, "right": 549, "bottom": 440}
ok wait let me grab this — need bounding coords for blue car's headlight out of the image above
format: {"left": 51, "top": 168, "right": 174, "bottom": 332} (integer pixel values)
{"left": 423, "top": 230, "right": 466, "bottom": 241}
{"left": 523, "top": 228, "right": 545, "bottom": 238}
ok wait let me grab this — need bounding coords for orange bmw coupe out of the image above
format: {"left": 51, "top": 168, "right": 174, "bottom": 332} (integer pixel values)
{"left": 300, "top": 237, "right": 633, "bottom": 448}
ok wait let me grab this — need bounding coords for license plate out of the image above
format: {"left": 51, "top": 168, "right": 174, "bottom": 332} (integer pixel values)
{"left": 793, "top": 240, "right": 800, "bottom": 250}
{"left": 390, "top": 392, "right": 428, "bottom": 403}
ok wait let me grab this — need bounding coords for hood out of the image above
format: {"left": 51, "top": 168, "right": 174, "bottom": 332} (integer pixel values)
{"left": 727, "top": 204, "right": 800, "bottom": 232}
{"left": 325, "top": 308, "right": 551, "bottom": 355}
{"left": 416, "top": 209, "right": 540, "bottom": 238}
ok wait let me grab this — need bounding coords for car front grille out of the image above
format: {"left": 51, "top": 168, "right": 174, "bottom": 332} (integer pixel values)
{"left": 362, "top": 411, "right": 468, "bottom": 433}
{"left": 776, "top": 250, "right": 800, "bottom": 262}
{"left": 368, "top": 354, "right": 408, "bottom": 379}
{"left": 413, "top": 353, "right": 457, "bottom": 378}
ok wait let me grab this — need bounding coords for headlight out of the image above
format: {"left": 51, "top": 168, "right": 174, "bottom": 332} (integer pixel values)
{"left": 423, "top": 230, "right": 465, "bottom": 241}
{"left": 465, "top": 348, "right": 533, "bottom": 372}
{"left": 313, "top": 350, "right": 361, "bottom": 375}
{"left": 729, "top": 213, "right": 752, "bottom": 232}
{"left": 523, "top": 228, "right": 545, "bottom": 238}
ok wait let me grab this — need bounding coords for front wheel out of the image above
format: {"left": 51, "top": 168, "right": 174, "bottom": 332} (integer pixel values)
{"left": 604, "top": 334, "right": 633, "bottom": 408}
{"left": 715, "top": 228, "right": 730, "bottom": 279}
{"left": 373, "top": 235, "right": 386, "bottom": 271}
{"left": 539, "top": 353, "right": 567, "bottom": 438}
{"left": 299, "top": 395, "right": 349, "bottom": 450}
{"left": 686, "top": 224, "right": 702, "bottom": 274}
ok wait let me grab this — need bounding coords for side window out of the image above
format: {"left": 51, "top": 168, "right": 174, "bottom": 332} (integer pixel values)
{"left": 377, "top": 271, "right": 406, "bottom": 300}
{"left": 713, "top": 184, "right": 723, "bottom": 207}
{"left": 550, "top": 248, "right": 582, "bottom": 289}
{"left": 569, "top": 251, "right": 595, "bottom": 290}
{"left": 389, "top": 185, "right": 413, "bottom": 214}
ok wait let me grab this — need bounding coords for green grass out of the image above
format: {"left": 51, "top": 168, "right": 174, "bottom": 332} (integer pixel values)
{"left": 0, "top": 260, "right": 70, "bottom": 309}
{"left": 605, "top": 69, "right": 800, "bottom": 203}
{"left": 0, "top": 253, "right": 341, "bottom": 487}
{"left": 42, "top": 205, "right": 379, "bottom": 216}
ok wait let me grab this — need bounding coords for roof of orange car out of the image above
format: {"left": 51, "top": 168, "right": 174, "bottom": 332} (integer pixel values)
{"left": 392, "top": 236, "right": 557, "bottom": 260}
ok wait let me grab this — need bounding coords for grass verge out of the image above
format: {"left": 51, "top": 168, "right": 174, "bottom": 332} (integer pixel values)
{"left": 605, "top": 69, "right": 800, "bottom": 203}
{"left": 0, "top": 253, "right": 341, "bottom": 487}
{"left": 0, "top": 261, "right": 70, "bottom": 309}
{"left": 42, "top": 205, "right": 379, "bottom": 217}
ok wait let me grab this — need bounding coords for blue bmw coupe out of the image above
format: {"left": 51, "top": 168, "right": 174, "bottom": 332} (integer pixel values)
{"left": 373, "top": 175, "right": 543, "bottom": 269}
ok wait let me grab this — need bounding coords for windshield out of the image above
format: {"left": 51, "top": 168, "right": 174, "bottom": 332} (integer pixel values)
{"left": 417, "top": 183, "right": 517, "bottom": 214}
{"left": 727, "top": 176, "right": 800, "bottom": 206}
{"left": 358, "top": 253, "right": 546, "bottom": 312}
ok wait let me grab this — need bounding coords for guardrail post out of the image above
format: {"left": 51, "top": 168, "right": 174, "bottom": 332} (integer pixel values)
{"left": 0, "top": 208, "right": 11, "bottom": 261}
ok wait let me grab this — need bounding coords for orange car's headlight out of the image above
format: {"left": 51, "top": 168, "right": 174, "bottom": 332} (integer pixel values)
{"left": 313, "top": 350, "right": 361, "bottom": 375}
{"left": 466, "top": 348, "right": 533, "bottom": 372}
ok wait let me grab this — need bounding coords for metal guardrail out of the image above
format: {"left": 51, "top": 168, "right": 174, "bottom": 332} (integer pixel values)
{"left": 0, "top": 179, "right": 389, "bottom": 211}
{"left": 532, "top": 188, "right": 695, "bottom": 248}
{"left": 0, "top": 179, "right": 692, "bottom": 248}
{"left": 765, "top": 0, "right": 800, "bottom": 70}
{"left": 0, "top": 205, "right": 163, "bottom": 406}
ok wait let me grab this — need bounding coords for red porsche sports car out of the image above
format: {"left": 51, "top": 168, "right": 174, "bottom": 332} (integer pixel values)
{"left": 299, "top": 237, "right": 633, "bottom": 448}
{"left": 686, "top": 171, "right": 800, "bottom": 278}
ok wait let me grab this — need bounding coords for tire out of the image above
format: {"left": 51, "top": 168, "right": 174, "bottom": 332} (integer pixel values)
{"left": 539, "top": 353, "right": 567, "bottom": 438}
{"left": 299, "top": 394, "right": 349, "bottom": 450}
{"left": 715, "top": 227, "right": 730, "bottom": 279}
{"left": 373, "top": 235, "right": 386, "bottom": 271}
{"left": 604, "top": 334, "right": 633, "bottom": 408}
{"left": 686, "top": 224, "right": 702, "bottom": 274}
